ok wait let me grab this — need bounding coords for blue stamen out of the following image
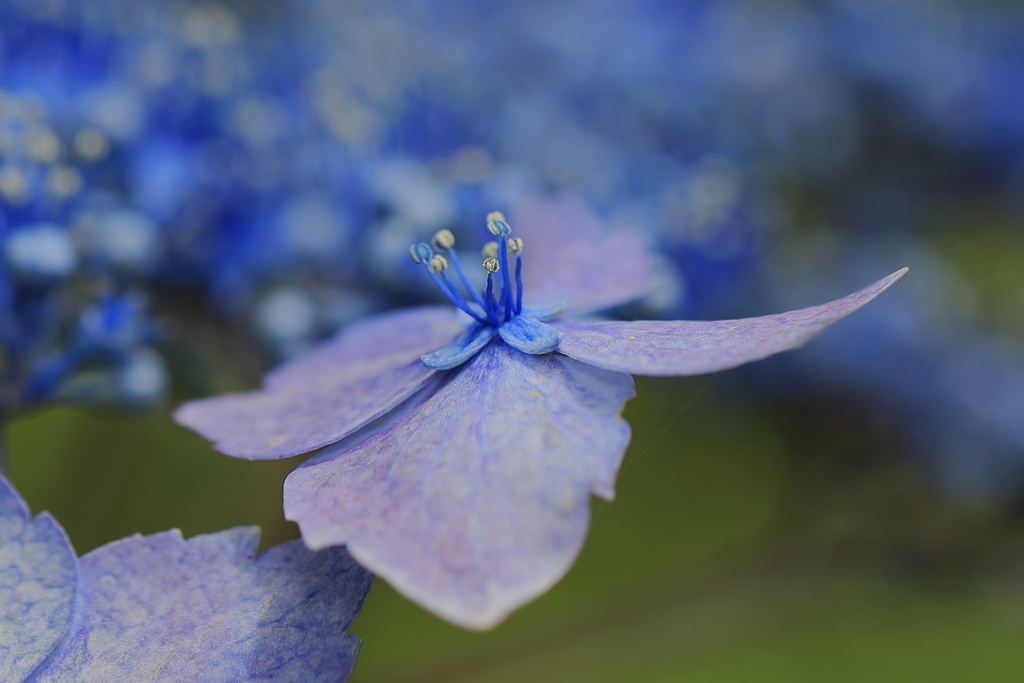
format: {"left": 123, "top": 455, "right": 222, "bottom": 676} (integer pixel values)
{"left": 440, "top": 271, "right": 487, "bottom": 323}
{"left": 498, "top": 239, "right": 512, "bottom": 322}
{"left": 514, "top": 253, "right": 523, "bottom": 315}
{"left": 412, "top": 214, "right": 528, "bottom": 331}
{"left": 445, "top": 248, "right": 488, "bottom": 310}
{"left": 484, "top": 272, "right": 499, "bottom": 325}
{"left": 410, "top": 243, "right": 433, "bottom": 263}
{"left": 425, "top": 267, "right": 487, "bottom": 324}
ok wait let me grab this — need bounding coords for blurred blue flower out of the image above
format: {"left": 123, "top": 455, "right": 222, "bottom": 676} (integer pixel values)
{"left": 748, "top": 239, "right": 1024, "bottom": 502}
{"left": 0, "top": 473, "right": 373, "bottom": 682}
{"left": 176, "top": 201, "right": 904, "bottom": 628}
{"left": 21, "top": 292, "right": 167, "bottom": 408}
{"left": 0, "top": 92, "right": 167, "bottom": 417}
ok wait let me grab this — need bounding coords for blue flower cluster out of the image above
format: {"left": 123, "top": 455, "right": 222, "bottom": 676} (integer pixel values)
{"left": 0, "top": 89, "right": 165, "bottom": 416}
{"left": 0, "top": 0, "right": 1020, "bottom": 490}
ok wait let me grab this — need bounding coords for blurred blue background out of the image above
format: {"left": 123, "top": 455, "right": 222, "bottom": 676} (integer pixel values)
{"left": 3, "top": 0, "right": 1024, "bottom": 680}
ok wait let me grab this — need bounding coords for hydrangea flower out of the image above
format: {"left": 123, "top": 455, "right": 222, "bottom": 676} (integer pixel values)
{"left": 176, "top": 199, "right": 906, "bottom": 629}
{"left": 0, "top": 475, "right": 373, "bottom": 681}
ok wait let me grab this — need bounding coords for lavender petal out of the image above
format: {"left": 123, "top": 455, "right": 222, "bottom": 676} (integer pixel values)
{"left": 175, "top": 306, "right": 462, "bottom": 459}
{"left": 514, "top": 198, "right": 653, "bottom": 315}
{"left": 421, "top": 324, "right": 496, "bottom": 370}
{"left": 284, "top": 342, "right": 634, "bottom": 630}
{"left": 0, "top": 477, "right": 77, "bottom": 682}
{"left": 32, "top": 528, "right": 373, "bottom": 682}
{"left": 497, "top": 316, "right": 562, "bottom": 355}
{"left": 555, "top": 269, "right": 907, "bottom": 376}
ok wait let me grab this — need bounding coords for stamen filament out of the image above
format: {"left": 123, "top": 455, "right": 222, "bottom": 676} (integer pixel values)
{"left": 514, "top": 253, "right": 523, "bottom": 314}
{"left": 425, "top": 267, "right": 487, "bottom": 324}
{"left": 444, "top": 248, "right": 488, "bottom": 310}
{"left": 498, "top": 238, "right": 513, "bottom": 321}
{"left": 484, "top": 273, "right": 500, "bottom": 325}
{"left": 440, "top": 271, "right": 487, "bottom": 323}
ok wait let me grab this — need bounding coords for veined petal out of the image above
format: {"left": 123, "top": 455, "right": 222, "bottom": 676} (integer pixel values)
{"left": 498, "top": 316, "right": 561, "bottom": 355}
{"left": 422, "top": 325, "right": 496, "bottom": 370}
{"left": 555, "top": 268, "right": 908, "bottom": 376}
{"left": 0, "top": 478, "right": 77, "bottom": 682}
{"left": 284, "top": 342, "right": 634, "bottom": 630}
{"left": 32, "top": 528, "right": 373, "bottom": 683}
{"left": 174, "top": 306, "right": 462, "bottom": 459}
{"left": 514, "top": 198, "right": 653, "bottom": 315}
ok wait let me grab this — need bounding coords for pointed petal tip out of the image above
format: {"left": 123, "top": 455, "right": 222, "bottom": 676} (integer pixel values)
{"left": 880, "top": 266, "right": 909, "bottom": 289}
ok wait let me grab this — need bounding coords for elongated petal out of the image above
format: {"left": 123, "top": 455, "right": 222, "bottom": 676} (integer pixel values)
{"left": 514, "top": 198, "right": 653, "bottom": 315}
{"left": 284, "top": 342, "right": 634, "bottom": 630}
{"left": 421, "top": 324, "right": 496, "bottom": 370}
{"left": 555, "top": 269, "right": 907, "bottom": 376}
{"left": 0, "top": 478, "right": 77, "bottom": 682}
{"left": 33, "top": 528, "right": 373, "bottom": 683}
{"left": 175, "top": 306, "right": 462, "bottom": 459}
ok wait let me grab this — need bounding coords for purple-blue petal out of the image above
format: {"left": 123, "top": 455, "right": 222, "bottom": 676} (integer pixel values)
{"left": 554, "top": 269, "right": 908, "bottom": 377}
{"left": 514, "top": 198, "right": 653, "bottom": 315}
{"left": 174, "top": 306, "right": 462, "bottom": 459}
{"left": 32, "top": 528, "right": 373, "bottom": 682}
{"left": 284, "top": 341, "right": 634, "bottom": 630}
{"left": 421, "top": 324, "right": 496, "bottom": 370}
{"left": 522, "top": 292, "right": 570, "bottom": 320}
{"left": 0, "top": 478, "right": 77, "bottom": 682}
{"left": 498, "top": 316, "right": 562, "bottom": 355}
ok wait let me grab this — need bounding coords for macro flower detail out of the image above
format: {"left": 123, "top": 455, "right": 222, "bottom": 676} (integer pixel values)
{"left": 0, "top": 475, "right": 373, "bottom": 682}
{"left": 176, "top": 199, "right": 906, "bottom": 629}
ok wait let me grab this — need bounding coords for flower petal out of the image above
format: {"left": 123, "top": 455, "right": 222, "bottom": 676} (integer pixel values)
{"left": 514, "top": 198, "right": 653, "bottom": 315}
{"left": 32, "top": 527, "right": 374, "bottom": 682}
{"left": 421, "top": 324, "right": 496, "bottom": 370}
{"left": 498, "top": 316, "right": 562, "bottom": 355}
{"left": 175, "top": 306, "right": 462, "bottom": 459}
{"left": 284, "top": 342, "right": 634, "bottom": 630}
{"left": 522, "top": 291, "right": 570, "bottom": 320}
{"left": 262, "top": 306, "right": 460, "bottom": 390}
{"left": 0, "top": 477, "right": 77, "bottom": 682}
{"left": 554, "top": 269, "right": 907, "bottom": 376}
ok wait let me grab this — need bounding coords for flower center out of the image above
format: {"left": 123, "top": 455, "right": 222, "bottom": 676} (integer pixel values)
{"left": 409, "top": 211, "right": 524, "bottom": 328}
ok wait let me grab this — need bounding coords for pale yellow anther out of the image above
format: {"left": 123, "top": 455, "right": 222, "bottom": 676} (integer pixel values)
{"left": 483, "top": 256, "right": 500, "bottom": 273}
{"left": 428, "top": 254, "right": 448, "bottom": 274}
{"left": 432, "top": 229, "right": 455, "bottom": 249}
{"left": 482, "top": 241, "right": 499, "bottom": 259}
{"left": 507, "top": 237, "right": 523, "bottom": 253}
{"left": 486, "top": 211, "right": 506, "bottom": 224}
{"left": 73, "top": 127, "right": 111, "bottom": 161}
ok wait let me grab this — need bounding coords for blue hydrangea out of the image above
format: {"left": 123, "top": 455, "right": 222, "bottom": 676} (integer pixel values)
{"left": 0, "top": 474, "right": 373, "bottom": 682}
{"left": 176, "top": 201, "right": 905, "bottom": 628}
{"left": 0, "top": 93, "right": 167, "bottom": 418}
